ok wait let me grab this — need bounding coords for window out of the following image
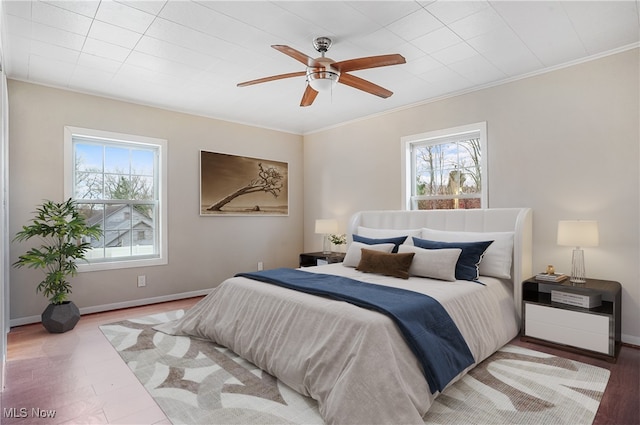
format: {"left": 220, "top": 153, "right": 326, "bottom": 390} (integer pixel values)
{"left": 64, "top": 127, "right": 167, "bottom": 271}
{"left": 402, "top": 122, "right": 487, "bottom": 210}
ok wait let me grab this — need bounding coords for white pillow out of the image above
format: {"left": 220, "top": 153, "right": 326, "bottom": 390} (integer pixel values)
{"left": 420, "top": 228, "right": 514, "bottom": 279}
{"left": 398, "top": 245, "right": 461, "bottom": 281}
{"left": 357, "top": 226, "right": 421, "bottom": 245}
{"left": 343, "top": 242, "right": 395, "bottom": 267}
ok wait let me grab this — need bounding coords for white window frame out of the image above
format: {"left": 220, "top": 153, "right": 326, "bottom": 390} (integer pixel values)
{"left": 401, "top": 122, "right": 487, "bottom": 210}
{"left": 64, "top": 126, "right": 168, "bottom": 271}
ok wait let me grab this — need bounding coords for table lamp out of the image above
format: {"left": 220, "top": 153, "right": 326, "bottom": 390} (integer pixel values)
{"left": 315, "top": 219, "right": 338, "bottom": 254}
{"left": 557, "top": 220, "right": 599, "bottom": 283}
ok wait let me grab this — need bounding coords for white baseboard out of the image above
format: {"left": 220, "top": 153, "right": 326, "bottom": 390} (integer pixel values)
{"left": 622, "top": 333, "right": 640, "bottom": 347}
{"left": 9, "top": 289, "right": 211, "bottom": 328}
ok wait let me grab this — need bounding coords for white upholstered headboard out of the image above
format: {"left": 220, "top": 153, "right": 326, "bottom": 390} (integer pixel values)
{"left": 348, "top": 208, "right": 533, "bottom": 318}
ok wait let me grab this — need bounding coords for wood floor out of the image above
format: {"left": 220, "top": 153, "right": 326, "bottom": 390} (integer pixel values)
{"left": 2, "top": 298, "right": 638, "bottom": 425}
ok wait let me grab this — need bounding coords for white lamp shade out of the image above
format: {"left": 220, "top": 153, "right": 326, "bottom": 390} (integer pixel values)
{"left": 315, "top": 219, "right": 338, "bottom": 234}
{"left": 557, "top": 220, "right": 599, "bottom": 247}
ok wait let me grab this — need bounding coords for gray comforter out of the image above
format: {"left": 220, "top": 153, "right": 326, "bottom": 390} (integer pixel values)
{"left": 155, "top": 264, "right": 518, "bottom": 424}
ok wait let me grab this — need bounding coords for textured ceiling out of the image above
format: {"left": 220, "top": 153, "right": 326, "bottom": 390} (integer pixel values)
{"left": 1, "top": 1, "right": 638, "bottom": 134}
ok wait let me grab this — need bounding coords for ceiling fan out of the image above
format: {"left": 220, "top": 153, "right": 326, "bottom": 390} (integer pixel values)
{"left": 237, "top": 36, "right": 406, "bottom": 107}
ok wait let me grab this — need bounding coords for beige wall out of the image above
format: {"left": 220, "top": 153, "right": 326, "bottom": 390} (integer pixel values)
{"left": 7, "top": 49, "right": 640, "bottom": 345}
{"left": 304, "top": 48, "right": 640, "bottom": 344}
{"left": 8, "top": 81, "right": 303, "bottom": 322}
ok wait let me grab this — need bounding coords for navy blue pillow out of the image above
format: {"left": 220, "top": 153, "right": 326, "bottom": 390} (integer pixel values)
{"left": 352, "top": 234, "right": 408, "bottom": 253}
{"left": 412, "top": 237, "right": 493, "bottom": 281}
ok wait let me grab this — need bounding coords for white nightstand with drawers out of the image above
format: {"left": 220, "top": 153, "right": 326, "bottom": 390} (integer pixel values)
{"left": 521, "top": 277, "right": 621, "bottom": 362}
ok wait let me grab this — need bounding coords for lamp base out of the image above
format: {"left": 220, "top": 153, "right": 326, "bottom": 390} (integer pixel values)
{"left": 322, "top": 235, "right": 332, "bottom": 254}
{"left": 570, "top": 248, "right": 586, "bottom": 283}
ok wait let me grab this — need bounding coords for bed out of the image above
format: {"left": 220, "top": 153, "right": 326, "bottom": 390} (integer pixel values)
{"left": 157, "top": 208, "right": 532, "bottom": 424}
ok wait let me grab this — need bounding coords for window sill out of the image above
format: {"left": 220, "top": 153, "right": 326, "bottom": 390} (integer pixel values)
{"left": 77, "top": 256, "right": 168, "bottom": 272}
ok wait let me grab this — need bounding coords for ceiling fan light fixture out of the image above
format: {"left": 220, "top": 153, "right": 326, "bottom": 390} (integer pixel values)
{"left": 306, "top": 69, "right": 339, "bottom": 92}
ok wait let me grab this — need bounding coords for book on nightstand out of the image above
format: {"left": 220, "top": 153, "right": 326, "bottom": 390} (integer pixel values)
{"left": 535, "top": 272, "right": 568, "bottom": 282}
{"left": 551, "top": 289, "right": 602, "bottom": 308}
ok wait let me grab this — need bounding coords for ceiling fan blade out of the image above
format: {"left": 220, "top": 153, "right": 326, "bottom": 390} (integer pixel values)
{"left": 338, "top": 73, "right": 393, "bottom": 98}
{"left": 272, "top": 45, "right": 319, "bottom": 67}
{"left": 237, "top": 71, "right": 306, "bottom": 87}
{"left": 332, "top": 54, "right": 406, "bottom": 73}
{"left": 300, "top": 85, "right": 319, "bottom": 107}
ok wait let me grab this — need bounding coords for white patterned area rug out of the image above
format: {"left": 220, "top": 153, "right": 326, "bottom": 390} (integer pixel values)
{"left": 100, "top": 310, "right": 610, "bottom": 425}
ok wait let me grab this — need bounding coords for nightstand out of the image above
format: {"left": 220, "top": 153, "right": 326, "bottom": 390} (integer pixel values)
{"left": 521, "top": 277, "right": 621, "bottom": 362}
{"left": 299, "top": 252, "right": 346, "bottom": 267}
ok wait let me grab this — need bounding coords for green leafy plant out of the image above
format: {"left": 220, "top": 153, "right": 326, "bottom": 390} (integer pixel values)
{"left": 329, "top": 234, "right": 346, "bottom": 245}
{"left": 13, "top": 199, "right": 102, "bottom": 304}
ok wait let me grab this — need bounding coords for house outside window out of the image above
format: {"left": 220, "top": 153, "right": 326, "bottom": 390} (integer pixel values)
{"left": 64, "top": 127, "right": 167, "bottom": 271}
{"left": 402, "top": 122, "right": 487, "bottom": 210}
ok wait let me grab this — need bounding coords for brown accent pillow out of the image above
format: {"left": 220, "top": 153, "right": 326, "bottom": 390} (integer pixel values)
{"left": 356, "top": 248, "right": 415, "bottom": 279}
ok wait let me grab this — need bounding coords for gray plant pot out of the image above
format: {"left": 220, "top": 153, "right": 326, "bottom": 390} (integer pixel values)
{"left": 41, "top": 301, "right": 80, "bottom": 333}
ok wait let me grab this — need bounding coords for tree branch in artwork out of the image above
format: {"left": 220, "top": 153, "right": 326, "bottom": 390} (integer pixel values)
{"left": 207, "top": 163, "right": 284, "bottom": 211}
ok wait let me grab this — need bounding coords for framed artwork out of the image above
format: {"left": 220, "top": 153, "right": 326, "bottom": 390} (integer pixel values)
{"left": 200, "top": 150, "right": 289, "bottom": 216}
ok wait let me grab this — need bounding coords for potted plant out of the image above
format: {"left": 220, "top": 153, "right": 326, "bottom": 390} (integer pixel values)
{"left": 13, "top": 199, "right": 102, "bottom": 333}
{"left": 329, "top": 233, "right": 347, "bottom": 252}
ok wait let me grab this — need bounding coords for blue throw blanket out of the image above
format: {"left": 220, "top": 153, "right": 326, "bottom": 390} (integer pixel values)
{"left": 236, "top": 268, "right": 474, "bottom": 393}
